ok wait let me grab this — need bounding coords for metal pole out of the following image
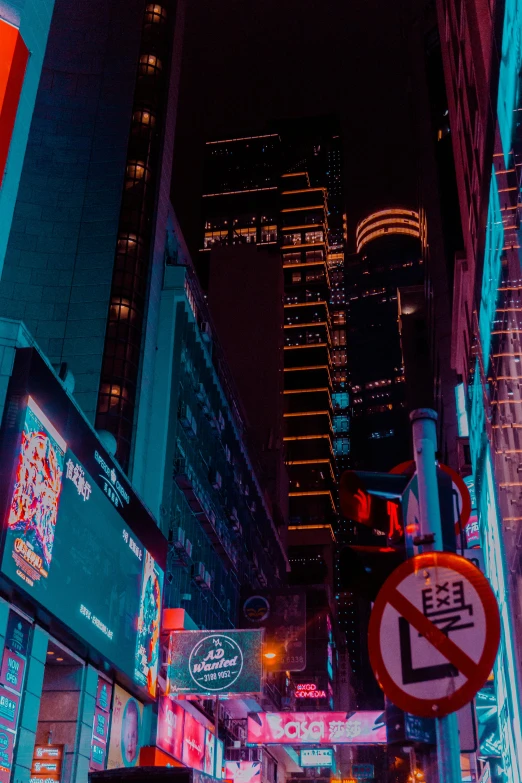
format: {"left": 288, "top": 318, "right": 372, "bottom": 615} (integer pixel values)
{"left": 410, "top": 409, "right": 462, "bottom": 783}
{"left": 215, "top": 694, "right": 220, "bottom": 778}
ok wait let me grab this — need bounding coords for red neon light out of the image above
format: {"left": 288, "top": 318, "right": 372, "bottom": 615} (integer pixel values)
{"left": 0, "top": 20, "right": 29, "bottom": 187}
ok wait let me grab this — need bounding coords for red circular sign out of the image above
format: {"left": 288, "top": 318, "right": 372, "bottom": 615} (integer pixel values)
{"left": 368, "top": 552, "right": 500, "bottom": 717}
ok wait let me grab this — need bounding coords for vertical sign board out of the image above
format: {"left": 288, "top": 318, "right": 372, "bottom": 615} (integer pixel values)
{"left": 0, "top": 611, "right": 30, "bottom": 783}
{"left": 30, "top": 746, "right": 64, "bottom": 783}
{"left": 368, "top": 552, "right": 500, "bottom": 717}
{"left": 90, "top": 677, "right": 113, "bottom": 771}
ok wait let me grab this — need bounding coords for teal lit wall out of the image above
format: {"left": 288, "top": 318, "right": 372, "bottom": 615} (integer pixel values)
{"left": 0, "top": 0, "right": 56, "bottom": 272}
{"left": 497, "top": 0, "right": 522, "bottom": 164}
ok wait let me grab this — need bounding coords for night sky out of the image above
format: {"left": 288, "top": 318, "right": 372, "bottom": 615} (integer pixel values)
{"left": 172, "top": 0, "right": 421, "bottom": 256}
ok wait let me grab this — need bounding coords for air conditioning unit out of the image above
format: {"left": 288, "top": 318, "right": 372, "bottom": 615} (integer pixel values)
{"left": 249, "top": 501, "right": 256, "bottom": 515}
{"left": 185, "top": 538, "right": 193, "bottom": 558}
{"left": 225, "top": 445, "right": 231, "bottom": 463}
{"left": 244, "top": 484, "right": 249, "bottom": 497}
{"left": 173, "top": 527, "right": 185, "bottom": 550}
{"left": 179, "top": 404, "right": 197, "bottom": 438}
{"left": 203, "top": 571, "right": 212, "bottom": 590}
{"left": 218, "top": 411, "right": 225, "bottom": 432}
{"left": 258, "top": 570, "right": 268, "bottom": 587}
{"left": 196, "top": 382, "right": 207, "bottom": 405}
{"left": 201, "top": 321, "right": 212, "bottom": 343}
{"left": 192, "top": 561, "right": 206, "bottom": 584}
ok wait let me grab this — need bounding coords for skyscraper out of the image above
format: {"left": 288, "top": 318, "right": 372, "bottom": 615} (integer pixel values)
{"left": 0, "top": 0, "right": 187, "bottom": 469}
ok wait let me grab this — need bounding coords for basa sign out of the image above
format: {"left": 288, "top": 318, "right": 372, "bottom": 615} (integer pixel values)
{"left": 247, "top": 712, "right": 386, "bottom": 745}
{"left": 368, "top": 552, "right": 500, "bottom": 717}
{"left": 167, "top": 630, "right": 263, "bottom": 695}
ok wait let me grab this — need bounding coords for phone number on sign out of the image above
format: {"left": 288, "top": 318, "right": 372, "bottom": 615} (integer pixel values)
{"left": 202, "top": 671, "right": 232, "bottom": 682}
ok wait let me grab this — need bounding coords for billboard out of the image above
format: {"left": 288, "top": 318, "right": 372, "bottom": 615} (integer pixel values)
{"left": 107, "top": 685, "right": 144, "bottom": 769}
{"left": 247, "top": 712, "right": 386, "bottom": 745}
{"left": 240, "top": 590, "right": 306, "bottom": 671}
{"left": 157, "top": 697, "right": 185, "bottom": 761}
{"left": 0, "top": 350, "right": 167, "bottom": 697}
{"left": 224, "top": 761, "right": 261, "bottom": 783}
{"left": 167, "top": 630, "right": 263, "bottom": 695}
{"left": 299, "top": 749, "right": 334, "bottom": 768}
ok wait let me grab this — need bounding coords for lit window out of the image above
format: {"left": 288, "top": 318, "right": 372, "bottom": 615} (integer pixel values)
{"left": 132, "top": 109, "right": 156, "bottom": 129}
{"left": 292, "top": 271, "right": 301, "bottom": 283}
{"left": 144, "top": 4, "right": 167, "bottom": 24}
{"left": 139, "top": 54, "right": 162, "bottom": 77}
{"left": 125, "top": 160, "right": 150, "bottom": 187}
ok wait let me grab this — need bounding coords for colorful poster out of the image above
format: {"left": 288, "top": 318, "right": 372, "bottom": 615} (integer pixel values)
{"left": 225, "top": 761, "right": 261, "bottom": 783}
{"left": 0, "top": 728, "right": 14, "bottom": 783}
{"left": 134, "top": 551, "right": 163, "bottom": 697}
{"left": 247, "top": 711, "right": 387, "bottom": 745}
{"left": 0, "top": 691, "right": 19, "bottom": 732}
{"left": 168, "top": 630, "right": 263, "bottom": 695}
{"left": 0, "top": 650, "right": 25, "bottom": 694}
{"left": 107, "top": 685, "right": 143, "bottom": 769}
{"left": 181, "top": 711, "right": 206, "bottom": 771}
{"left": 156, "top": 697, "right": 185, "bottom": 761}
{"left": 7, "top": 397, "right": 65, "bottom": 587}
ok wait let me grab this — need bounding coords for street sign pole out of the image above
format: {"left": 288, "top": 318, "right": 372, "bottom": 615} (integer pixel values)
{"left": 410, "top": 408, "right": 462, "bottom": 783}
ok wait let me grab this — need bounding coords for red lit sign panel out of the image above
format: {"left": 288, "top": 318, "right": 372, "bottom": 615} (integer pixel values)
{"left": 294, "top": 683, "right": 327, "bottom": 699}
{"left": 0, "top": 20, "right": 29, "bottom": 187}
{"left": 182, "top": 711, "right": 206, "bottom": 771}
{"left": 156, "top": 697, "right": 185, "bottom": 761}
{"left": 247, "top": 712, "right": 386, "bottom": 745}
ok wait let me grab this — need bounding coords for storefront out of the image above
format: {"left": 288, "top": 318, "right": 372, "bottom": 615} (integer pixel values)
{"left": 0, "top": 347, "right": 167, "bottom": 783}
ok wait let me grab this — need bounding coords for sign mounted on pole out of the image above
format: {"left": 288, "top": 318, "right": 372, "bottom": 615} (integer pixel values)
{"left": 368, "top": 552, "right": 500, "bottom": 718}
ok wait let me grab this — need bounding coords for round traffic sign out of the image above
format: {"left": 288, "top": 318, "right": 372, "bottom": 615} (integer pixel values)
{"left": 368, "top": 552, "right": 500, "bottom": 717}
{"left": 390, "top": 461, "right": 472, "bottom": 536}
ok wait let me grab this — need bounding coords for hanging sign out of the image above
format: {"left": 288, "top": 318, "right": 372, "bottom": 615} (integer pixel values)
{"left": 368, "top": 552, "right": 500, "bottom": 717}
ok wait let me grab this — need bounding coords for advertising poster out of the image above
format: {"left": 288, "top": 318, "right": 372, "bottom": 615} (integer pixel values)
{"left": 247, "top": 712, "right": 387, "bottom": 745}
{"left": 203, "top": 729, "right": 215, "bottom": 776}
{"left": 1, "top": 394, "right": 164, "bottom": 697}
{"left": 90, "top": 677, "right": 112, "bottom": 771}
{"left": 0, "top": 727, "right": 14, "bottom": 783}
{"left": 0, "top": 691, "right": 19, "bottom": 732}
{"left": 156, "top": 696, "right": 185, "bottom": 761}
{"left": 181, "top": 711, "right": 206, "bottom": 771}
{"left": 240, "top": 590, "right": 306, "bottom": 672}
{"left": 168, "top": 630, "right": 263, "bottom": 695}
{"left": 107, "top": 685, "right": 143, "bottom": 769}
{"left": 0, "top": 649, "right": 25, "bottom": 694}
{"left": 4, "top": 612, "right": 30, "bottom": 659}
{"left": 224, "top": 761, "right": 261, "bottom": 783}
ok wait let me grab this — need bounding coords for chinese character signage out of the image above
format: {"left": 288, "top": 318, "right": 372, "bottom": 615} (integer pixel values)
{"left": 168, "top": 630, "right": 263, "bottom": 695}
{"left": 240, "top": 590, "right": 306, "bottom": 671}
{"left": 90, "top": 677, "right": 112, "bottom": 771}
{"left": 247, "top": 712, "right": 386, "bottom": 745}
{"left": 299, "top": 749, "right": 334, "bottom": 768}
{"left": 0, "top": 349, "right": 166, "bottom": 698}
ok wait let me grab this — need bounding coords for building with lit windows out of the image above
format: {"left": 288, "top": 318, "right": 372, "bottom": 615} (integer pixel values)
{"left": 436, "top": 0, "right": 522, "bottom": 779}
{"left": 0, "top": 0, "right": 187, "bottom": 471}
{"left": 347, "top": 209, "right": 424, "bottom": 470}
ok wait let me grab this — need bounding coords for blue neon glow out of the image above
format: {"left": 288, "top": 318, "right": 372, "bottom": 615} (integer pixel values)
{"left": 497, "top": 0, "right": 522, "bottom": 164}
{"left": 455, "top": 383, "right": 469, "bottom": 437}
{"left": 479, "top": 173, "right": 504, "bottom": 361}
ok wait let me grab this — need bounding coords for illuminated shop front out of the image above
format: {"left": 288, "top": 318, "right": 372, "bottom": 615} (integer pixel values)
{"left": 0, "top": 339, "right": 167, "bottom": 783}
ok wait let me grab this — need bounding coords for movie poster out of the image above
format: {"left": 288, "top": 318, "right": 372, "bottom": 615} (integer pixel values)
{"left": 134, "top": 551, "right": 163, "bottom": 697}
{"left": 7, "top": 397, "right": 66, "bottom": 587}
{"left": 107, "top": 685, "right": 143, "bottom": 769}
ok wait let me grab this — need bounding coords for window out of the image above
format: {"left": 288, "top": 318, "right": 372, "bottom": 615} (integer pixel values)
{"left": 283, "top": 232, "right": 302, "bottom": 246}
{"left": 125, "top": 160, "right": 150, "bottom": 188}
{"left": 334, "top": 438, "right": 350, "bottom": 455}
{"left": 132, "top": 109, "right": 156, "bottom": 130}
{"left": 305, "top": 249, "right": 324, "bottom": 263}
{"left": 139, "top": 54, "right": 162, "bottom": 77}
{"left": 204, "top": 230, "right": 228, "bottom": 248}
{"left": 332, "top": 330, "right": 346, "bottom": 347}
{"left": 292, "top": 271, "right": 301, "bottom": 283}
{"left": 305, "top": 230, "right": 323, "bottom": 244}
{"left": 283, "top": 252, "right": 302, "bottom": 265}
{"left": 332, "top": 350, "right": 347, "bottom": 366}
{"left": 144, "top": 4, "right": 167, "bottom": 24}
{"left": 233, "top": 227, "right": 256, "bottom": 243}
{"left": 305, "top": 270, "right": 324, "bottom": 282}
{"left": 261, "top": 225, "right": 277, "bottom": 243}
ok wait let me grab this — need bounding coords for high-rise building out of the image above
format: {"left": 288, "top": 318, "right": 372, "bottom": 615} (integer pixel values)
{"left": 0, "top": 0, "right": 187, "bottom": 469}
{"left": 435, "top": 0, "right": 522, "bottom": 779}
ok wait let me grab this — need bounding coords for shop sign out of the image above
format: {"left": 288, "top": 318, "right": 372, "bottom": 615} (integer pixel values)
{"left": 168, "top": 630, "right": 263, "bottom": 695}
{"left": 156, "top": 696, "right": 185, "bottom": 761}
{"left": 0, "top": 729, "right": 15, "bottom": 783}
{"left": 240, "top": 590, "right": 306, "bottom": 671}
{"left": 4, "top": 612, "right": 30, "bottom": 658}
{"left": 0, "top": 650, "right": 25, "bottom": 694}
{"left": 182, "top": 711, "right": 206, "bottom": 771}
{"left": 299, "top": 749, "right": 334, "bottom": 768}
{"left": 0, "top": 367, "right": 166, "bottom": 698}
{"left": 247, "top": 712, "right": 386, "bottom": 745}
{"left": 294, "top": 683, "right": 327, "bottom": 700}
{"left": 90, "top": 676, "right": 112, "bottom": 771}
{"left": 352, "top": 766, "right": 375, "bottom": 780}
{"left": 30, "top": 745, "right": 63, "bottom": 783}
{"left": 0, "top": 691, "right": 19, "bottom": 732}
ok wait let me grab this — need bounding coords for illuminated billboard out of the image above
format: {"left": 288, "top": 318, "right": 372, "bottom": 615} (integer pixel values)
{"left": 247, "top": 712, "right": 386, "bottom": 745}
{"left": 167, "top": 630, "right": 263, "bottom": 695}
{"left": 0, "top": 349, "right": 167, "bottom": 697}
{"left": 300, "top": 749, "right": 334, "bottom": 768}
{"left": 156, "top": 696, "right": 224, "bottom": 776}
{"left": 224, "top": 761, "right": 261, "bottom": 783}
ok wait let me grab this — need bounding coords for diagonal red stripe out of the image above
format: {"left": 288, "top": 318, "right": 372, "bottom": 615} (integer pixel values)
{"left": 388, "top": 587, "right": 479, "bottom": 681}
